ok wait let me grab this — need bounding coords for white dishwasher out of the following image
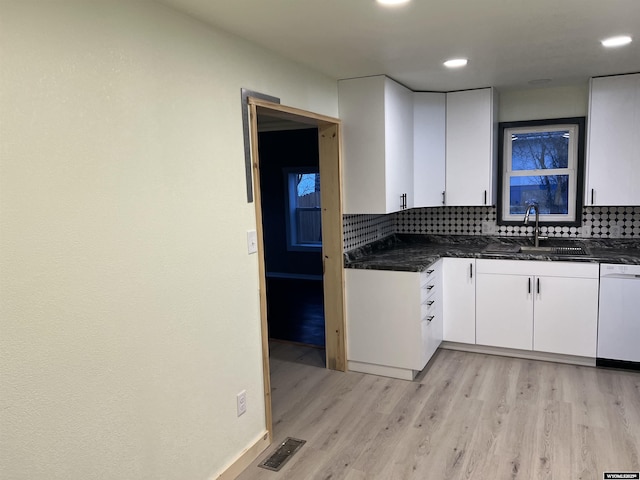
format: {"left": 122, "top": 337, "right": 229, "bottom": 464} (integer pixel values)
{"left": 597, "top": 263, "right": 640, "bottom": 370}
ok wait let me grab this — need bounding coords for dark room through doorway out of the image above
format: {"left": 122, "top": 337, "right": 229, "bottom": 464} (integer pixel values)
{"left": 256, "top": 121, "right": 326, "bottom": 349}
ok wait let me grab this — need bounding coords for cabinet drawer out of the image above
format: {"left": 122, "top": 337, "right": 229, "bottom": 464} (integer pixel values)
{"left": 421, "top": 313, "right": 442, "bottom": 365}
{"left": 421, "top": 282, "right": 437, "bottom": 303}
{"left": 420, "top": 265, "right": 439, "bottom": 301}
{"left": 421, "top": 301, "right": 436, "bottom": 322}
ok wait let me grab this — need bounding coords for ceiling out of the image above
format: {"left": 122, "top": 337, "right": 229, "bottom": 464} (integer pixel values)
{"left": 158, "top": 0, "right": 640, "bottom": 92}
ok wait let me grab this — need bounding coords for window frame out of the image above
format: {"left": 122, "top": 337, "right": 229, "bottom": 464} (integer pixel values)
{"left": 283, "top": 167, "right": 322, "bottom": 252}
{"left": 497, "top": 117, "right": 586, "bottom": 227}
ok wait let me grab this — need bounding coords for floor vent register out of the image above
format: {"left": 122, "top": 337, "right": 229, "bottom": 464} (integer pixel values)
{"left": 258, "top": 437, "right": 306, "bottom": 472}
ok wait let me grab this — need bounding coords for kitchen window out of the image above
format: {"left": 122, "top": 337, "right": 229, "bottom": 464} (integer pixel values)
{"left": 285, "top": 169, "right": 322, "bottom": 251}
{"left": 498, "top": 117, "right": 585, "bottom": 226}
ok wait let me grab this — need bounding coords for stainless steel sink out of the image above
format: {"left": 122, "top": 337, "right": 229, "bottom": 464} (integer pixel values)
{"left": 519, "top": 245, "right": 589, "bottom": 255}
{"left": 483, "top": 243, "right": 591, "bottom": 256}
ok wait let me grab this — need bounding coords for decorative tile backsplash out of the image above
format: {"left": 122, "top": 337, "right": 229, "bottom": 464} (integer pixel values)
{"left": 396, "top": 206, "right": 492, "bottom": 236}
{"left": 343, "top": 214, "right": 395, "bottom": 251}
{"left": 344, "top": 206, "right": 640, "bottom": 251}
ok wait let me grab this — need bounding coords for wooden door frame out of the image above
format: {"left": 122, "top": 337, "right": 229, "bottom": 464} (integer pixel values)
{"left": 247, "top": 97, "right": 346, "bottom": 438}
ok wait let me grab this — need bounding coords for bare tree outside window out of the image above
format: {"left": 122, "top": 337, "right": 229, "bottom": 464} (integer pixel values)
{"left": 285, "top": 170, "right": 321, "bottom": 249}
{"left": 498, "top": 118, "right": 585, "bottom": 226}
{"left": 510, "top": 130, "right": 570, "bottom": 215}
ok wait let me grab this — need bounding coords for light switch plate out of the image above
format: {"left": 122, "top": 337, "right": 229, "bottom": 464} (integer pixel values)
{"left": 247, "top": 230, "right": 258, "bottom": 254}
{"left": 237, "top": 390, "right": 247, "bottom": 417}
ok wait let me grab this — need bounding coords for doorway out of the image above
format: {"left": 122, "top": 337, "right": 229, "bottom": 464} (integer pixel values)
{"left": 257, "top": 126, "right": 325, "bottom": 348}
{"left": 247, "top": 98, "right": 345, "bottom": 439}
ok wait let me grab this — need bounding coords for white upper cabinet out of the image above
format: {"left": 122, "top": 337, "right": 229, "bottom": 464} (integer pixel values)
{"left": 413, "top": 92, "right": 446, "bottom": 207}
{"left": 445, "top": 88, "right": 498, "bottom": 206}
{"left": 339, "top": 75, "right": 414, "bottom": 214}
{"left": 586, "top": 73, "right": 640, "bottom": 206}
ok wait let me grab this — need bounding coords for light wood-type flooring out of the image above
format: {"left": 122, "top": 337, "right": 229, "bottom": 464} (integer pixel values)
{"left": 237, "top": 343, "right": 640, "bottom": 480}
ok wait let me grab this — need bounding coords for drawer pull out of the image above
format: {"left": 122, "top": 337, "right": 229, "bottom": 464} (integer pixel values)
{"left": 426, "top": 269, "right": 434, "bottom": 275}
{"left": 427, "top": 301, "right": 434, "bottom": 306}
{"left": 426, "top": 285, "right": 434, "bottom": 291}
{"left": 427, "top": 316, "right": 434, "bottom": 322}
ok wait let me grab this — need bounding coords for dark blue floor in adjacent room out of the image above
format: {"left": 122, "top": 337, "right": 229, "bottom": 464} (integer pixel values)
{"left": 266, "top": 277, "right": 325, "bottom": 347}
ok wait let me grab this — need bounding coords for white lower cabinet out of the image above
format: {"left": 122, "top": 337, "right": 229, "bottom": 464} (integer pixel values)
{"left": 532, "top": 275, "right": 599, "bottom": 357}
{"left": 345, "top": 262, "right": 442, "bottom": 380}
{"left": 476, "top": 272, "right": 533, "bottom": 350}
{"left": 442, "top": 258, "right": 476, "bottom": 344}
{"left": 476, "top": 260, "right": 599, "bottom": 357}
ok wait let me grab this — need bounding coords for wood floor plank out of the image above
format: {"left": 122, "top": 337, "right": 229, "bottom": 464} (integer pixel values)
{"left": 237, "top": 347, "right": 640, "bottom": 480}
{"left": 343, "top": 468, "right": 367, "bottom": 480}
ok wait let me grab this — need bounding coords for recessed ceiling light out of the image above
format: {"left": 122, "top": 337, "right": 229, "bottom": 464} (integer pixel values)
{"left": 528, "top": 78, "right": 552, "bottom": 85}
{"left": 376, "top": 0, "right": 410, "bottom": 6}
{"left": 601, "top": 35, "right": 632, "bottom": 47}
{"left": 444, "top": 58, "right": 468, "bottom": 68}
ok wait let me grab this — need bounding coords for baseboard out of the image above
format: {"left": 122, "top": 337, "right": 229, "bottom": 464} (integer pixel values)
{"left": 215, "top": 431, "right": 271, "bottom": 480}
{"left": 348, "top": 360, "right": 416, "bottom": 381}
{"left": 440, "top": 341, "right": 596, "bottom": 367}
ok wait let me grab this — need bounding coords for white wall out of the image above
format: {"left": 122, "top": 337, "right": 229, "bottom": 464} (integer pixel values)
{"left": 0, "top": 2, "right": 338, "bottom": 479}
{"left": 499, "top": 84, "right": 588, "bottom": 122}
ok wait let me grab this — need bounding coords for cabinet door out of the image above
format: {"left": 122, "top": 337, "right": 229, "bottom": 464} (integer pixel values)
{"left": 384, "top": 77, "right": 414, "bottom": 212}
{"left": 445, "top": 88, "right": 496, "bottom": 206}
{"left": 338, "top": 75, "right": 413, "bottom": 214}
{"left": 442, "top": 258, "right": 476, "bottom": 344}
{"left": 345, "top": 269, "right": 422, "bottom": 369}
{"left": 586, "top": 73, "right": 640, "bottom": 206}
{"left": 476, "top": 273, "right": 533, "bottom": 350}
{"left": 533, "top": 276, "right": 599, "bottom": 357}
{"left": 414, "top": 92, "right": 446, "bottom": 207}
{"left": 339, "top": 76, "right": 386, "bottom": 214}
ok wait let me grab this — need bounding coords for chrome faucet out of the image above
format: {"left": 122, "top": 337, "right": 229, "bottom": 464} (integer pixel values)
{"left": 523, "top": 203, "right": 547, "bottom": 247}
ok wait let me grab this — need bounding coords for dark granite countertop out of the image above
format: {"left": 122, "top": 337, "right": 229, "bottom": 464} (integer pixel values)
{"left": 344, "top": 234, "right": 640, "bottom": 272}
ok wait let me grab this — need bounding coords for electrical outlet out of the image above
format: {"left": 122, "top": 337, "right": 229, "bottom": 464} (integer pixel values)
{"left": 580, "top": 225, "right": 591, "bottom": 238}
{"left": 237, "top": 390, "right": 247, "bottom": 417}
{"left": 481, "top": 221, "right": 496, "bottom": 235}
{"left": 609, "top": 223, "right": 622, "bottom": 239}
